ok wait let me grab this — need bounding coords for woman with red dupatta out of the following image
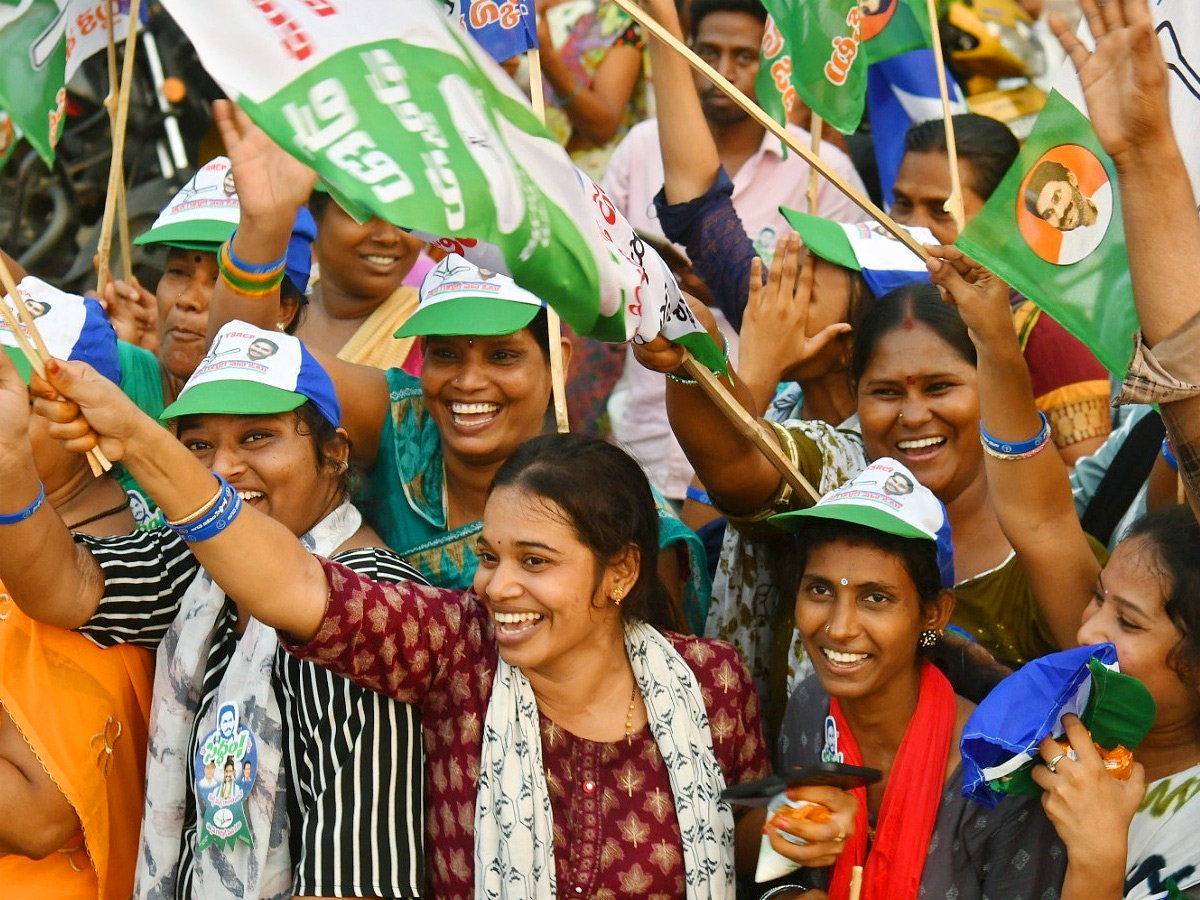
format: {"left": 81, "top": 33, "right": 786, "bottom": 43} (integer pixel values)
{"left": 754, "top": 460, "right": 1068, "bottom": 900}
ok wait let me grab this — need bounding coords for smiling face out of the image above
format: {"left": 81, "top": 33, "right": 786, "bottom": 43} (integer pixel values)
{"left": 313, "top": 202, "right": 422, "bottom": 303}
{"left": 176, "top": 410, "right": 347, "bottom": 537}
{"left": 157, "top": 248, "right": 219, "bottom": 381}
{"left": 1078, "top": 538, "right": 1200, "bottom": 734}
{"left": 890, "top": 152, "right": 987, "bottom": 244}
{"left": 856, "top": 322, "right": 981, "bottom": 503}
{"left": 247, "top": 338, "right": 278, "bottom": 361}
{"left": 473, "top": 485, "right": 628, "bottom": 675}
{"left": 692, "top": 10, "right": 764, "bottom": 126}
{"left": 421, "top": 330, "right": 554, "bottom": 470}
{"left": 796, "top": 538, "right": 950, "bottom": 702}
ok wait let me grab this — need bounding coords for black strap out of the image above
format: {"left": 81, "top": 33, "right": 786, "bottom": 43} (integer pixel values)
{"left": 1080, "top": 410, "right": 1165, "bottom": 545}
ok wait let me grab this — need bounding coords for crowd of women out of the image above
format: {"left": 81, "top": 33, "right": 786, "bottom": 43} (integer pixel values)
{"left": 0, "top": 0, "right": 1197, "bottom": 899}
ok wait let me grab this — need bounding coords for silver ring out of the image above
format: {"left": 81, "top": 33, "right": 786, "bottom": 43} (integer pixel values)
{"left": 1045, "top": 752, "right": 1067, "bottom": 773}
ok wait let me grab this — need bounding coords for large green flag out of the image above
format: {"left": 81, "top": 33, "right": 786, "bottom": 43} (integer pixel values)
{"left": 0, "top": 111, "right": 16, "bottom": 170}
{"left": 956, "top": 88, "right": 1133, "bottom": 374}
{"left": 158, "top": 0, "right": 724, "bottom": 371}
{"left": 756, "top": 0, "right": 932, "bottom": 134}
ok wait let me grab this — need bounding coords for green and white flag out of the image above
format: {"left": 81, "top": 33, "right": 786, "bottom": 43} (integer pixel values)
{"left": 957, "top": 1, "right": 1200, "bottom": 375}
{"left": 757, "top": 0, "right": 932, "bottom": 133}
{"left": 0, "top": 0, "right": 134, "bottom": 165}
{"left": 158, "top": 0, "right": 724, "bottom": 371}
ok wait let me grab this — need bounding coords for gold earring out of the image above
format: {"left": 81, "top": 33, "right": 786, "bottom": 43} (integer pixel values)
{"left": 611, "top": 587, "right": 624, "bottom": 607}
{"left": 276, "top": 321, "right": 287, "bottom": 331}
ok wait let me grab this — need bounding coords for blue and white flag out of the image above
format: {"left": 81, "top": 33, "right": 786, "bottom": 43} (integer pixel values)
{"left": 866, "top": 48, "right": 966, "bottom": 208}
{"left": 443, "top": 0, "right": 537, "bottom": 64}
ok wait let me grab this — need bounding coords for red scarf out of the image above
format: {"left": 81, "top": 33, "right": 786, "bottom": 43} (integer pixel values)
{"left": 828, "top": 661, "right": 955, "bottom": 900}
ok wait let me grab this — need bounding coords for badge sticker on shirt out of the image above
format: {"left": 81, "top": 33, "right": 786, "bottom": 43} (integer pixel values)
{"left": 821, "top": 715, "right": 844, "bottom": 764}
{"left": 194, "top": 701, "right": 258, "bottom": 850}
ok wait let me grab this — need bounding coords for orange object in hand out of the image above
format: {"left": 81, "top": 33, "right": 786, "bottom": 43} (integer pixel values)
{"left": 1054, "top": 739, "right": 1135, "bottom": 780}
{"left": 775, "top": 800, "right": 833, "bottom": 824}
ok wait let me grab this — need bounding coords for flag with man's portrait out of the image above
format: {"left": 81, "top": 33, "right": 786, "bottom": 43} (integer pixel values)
{"left": 957, "top": 1, "right": 1200, "bottom": 375}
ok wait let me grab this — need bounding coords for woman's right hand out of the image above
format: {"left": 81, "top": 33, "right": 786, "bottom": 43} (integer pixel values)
{"left": 30, "top": 359, "right": 150, "bottom": 462}
{"left": 764, "top": 785, "right": 858, "bottom": 869}
{"left": 630, "top": 291, "right": 721, "bottom": 374}
{"left": 926, "top": 245, "right": 1015, "bottom": 349}
{"left": 99, "top": 275, "right": 159, "bottom": 352}
{"left": 0, "top": 350, "right": 32, "bottom": 453}
{"left": 213, "top": 100, "right": 318, "bottom": 223}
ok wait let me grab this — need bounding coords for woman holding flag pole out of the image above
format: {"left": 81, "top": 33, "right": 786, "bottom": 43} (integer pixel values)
{"left": 202, "top": 100, "right": 712, "bottom": 631}
{"left": 921, "top": 1, "right": 1200, "bottom": 896}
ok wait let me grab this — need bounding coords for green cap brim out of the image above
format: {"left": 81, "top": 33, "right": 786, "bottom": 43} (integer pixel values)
{"left": 134, "top": 218, "right": 236, "bottom": 250}
{"left": 3, "top": 347, "right": 32, "bottom": 384}
{"left": 779, "top": 208, "right": 861, "bottom": 272}
{"left": 770, "top": 502, "right": 931, "bottom": 542}
{"left": 395, "top": 298, "right": 541, "bottom": 338}
{"left": 160, "top": 380, "right": 306, "bottom": 421}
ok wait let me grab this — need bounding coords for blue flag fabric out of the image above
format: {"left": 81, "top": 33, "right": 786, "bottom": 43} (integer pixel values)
{"left": 866, "top": 48, "right": 966, "bottom": 208}
{"left": 449, "top": 0, "right": 537, "bottom": 64}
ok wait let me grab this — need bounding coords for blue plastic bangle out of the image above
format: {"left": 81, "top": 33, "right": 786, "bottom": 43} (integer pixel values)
{"left": 168, "top": 476, "right": 243, "bottom": 543}
{"left": 0, "top": 482, "right": 45, "bottom": 525}
{"left": 224, "top": 230, "right": 287, "bottom": 276}
{"left": 1163, "top": 437, "right": 1179, "bottom": 472}
{"left": 686, "top": 486, "right": 713, "bottom": 506}
{"left": 979, "top": 411, "right": 1051, "bottom": 457}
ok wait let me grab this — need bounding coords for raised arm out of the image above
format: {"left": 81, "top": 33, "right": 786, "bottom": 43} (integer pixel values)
{"left": 208, "top": 101, "right": 391, "bottom": 466}
{"left": 1052, "top": 0, "right": 1200, "bottom": 512}
{"left": 927, "top": 246, "right": 1095, "bottom": 649}
{"left": 0, "top": 354, "right": 107, "bottom": 629}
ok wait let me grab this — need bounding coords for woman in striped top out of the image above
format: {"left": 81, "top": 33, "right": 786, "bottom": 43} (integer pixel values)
{"left": 0, "top": 322, "right": 426, "bottom": 900}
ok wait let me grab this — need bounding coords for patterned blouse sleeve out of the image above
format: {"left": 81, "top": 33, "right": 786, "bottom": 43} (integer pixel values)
{"left": 976, "top": 792, "right": 1068, "bottom": 899}
{"left": 278, "top": 556, "right": 483, "bottom": 707}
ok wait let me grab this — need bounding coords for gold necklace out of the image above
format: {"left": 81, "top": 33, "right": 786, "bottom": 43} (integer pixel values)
{"left": 624, "top": 683, "right": 639, "bottom": 744}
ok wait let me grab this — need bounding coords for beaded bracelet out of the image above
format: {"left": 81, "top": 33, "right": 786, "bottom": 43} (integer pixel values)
{"left": 979, "top": 411, "right": 1052, "bottom": 461}
{"left": 167, "top": 475, "right": 243, "bottom": 543}
{"left": 217, "top": 239, "right": 286, "bottom": 297}
{"left": 0, "top": 482, "right": 46, "bottom": 526}
{"left": 665, "top": 331, "right": 730, "bottom": 385}
{"left": 1163, "top": 437, "right": 1179, "bottom": 472}
{"left": 686, "top": 485, "right": 713, "bottom": 506}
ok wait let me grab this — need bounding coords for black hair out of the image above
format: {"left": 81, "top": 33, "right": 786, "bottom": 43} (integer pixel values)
{"left": 688, "top": 0, "right": 766, "bottom": 40}
{"left": 280, "top": 276, "right": 307, "bottom": 335}
{"left": 292, "top": 400, "right": 354, "bottom": 496}
{"left": 1123, "top": 506, "right": 1200, "bottom": 690}
{"left": 490, "top": 433, "right": 685, "bottom": 632}
{"left": 904, "top": 114, "right": 1019, "bottom": 201}
{"left": 850, "top": 283, "right": 976, "bottom": 385}
{"left": 307, "top": 191, "right": 332, "bottom": 222}
{"left": 1023, "top": 160, "right": 1074, "bottom": 218}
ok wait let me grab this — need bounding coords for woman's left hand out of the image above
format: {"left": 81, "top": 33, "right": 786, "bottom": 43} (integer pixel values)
{"left": 1031, "top": 714, "right": 1146, "bottom": 866}
{"left": 765, "top": 785, "right": 858, "bottom": 869}
{"left": 925, "top": 244, "right": 1015, "bottom": 347}
{"left": 630, "top": 292, "right": 720, "bottom": 375}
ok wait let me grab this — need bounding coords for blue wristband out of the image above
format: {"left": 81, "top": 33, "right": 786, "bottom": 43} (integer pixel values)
{"left": 224, "top": 230, "right": 287, "bottom": 275}
{"left": 686, "top": 485, "right": 713, "bottom": 506}
{"left": 0, "top": 482, "right": 45, "bottom": 525}
{"left": 168, "top": 476, "right": 243, "bottom": 543}
{"left": 979, "top": 411, "right": 1051, "bottom": 457}
{"left": 1163, "top": 437, "right": 1179, "bottom": 472}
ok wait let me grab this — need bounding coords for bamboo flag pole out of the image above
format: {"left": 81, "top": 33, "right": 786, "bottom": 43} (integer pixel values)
{"left": 925, "top": 0, "right": 965, "bottom": 232}
{"left": 528, "top": 44, "right": 572, "bottom": 434}
{"left": 96, "top": 0, "right": 143, "bottom": 296}
{"left": 849, "top": 865, "right": 864, "bottom": 900}
{"left": 611, "top": 0, "right": 929, "bottom": 260}
{"left": 99, "top": 0, "right": 134, "bottom": 289}
{"left": 0, "top": 256, "right": 112, "bottom": 475}
{"left": 679, "top": 352, "right": 819, "bottom": 505}
{"left": 807, "top": 113, "right": 823, "bottom": 215}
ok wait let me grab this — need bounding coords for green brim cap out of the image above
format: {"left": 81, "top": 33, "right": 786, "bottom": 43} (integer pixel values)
{"left": 770, "top": 502, "right": 929, "bottom": 540}
{"left": 395, "top": 297, "right": 541, "bottom": 338}
{"left": 160, "top": 379, "right": 306, "bottom": 421}
{"left": 779, "top": 209, "right": 861, "bottom": 271}
{"left": 132, "top": 219, "right": 233, "bottom": 251}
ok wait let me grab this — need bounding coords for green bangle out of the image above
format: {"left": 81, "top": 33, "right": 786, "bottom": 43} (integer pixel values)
{"left": 665, "top": 330, "right": 729, "bottom": 385}
{"left": 217, "top": 241, "right": 286, "bottom": 296}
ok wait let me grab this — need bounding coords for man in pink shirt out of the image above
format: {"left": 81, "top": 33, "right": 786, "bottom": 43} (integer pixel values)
{"left": 603, "top": 0, "right": 866, "bottom": 504}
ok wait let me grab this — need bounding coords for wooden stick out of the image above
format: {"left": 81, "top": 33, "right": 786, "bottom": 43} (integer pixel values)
{"left": 611, "top": 0, "right": 929, "bottom": 260}
{"left": 0, "top": 255, "right": 111, "bottom": 475}
{"left": 849, "top": 865, "right": 864, "bottom": 900}
{"left": 96, "top": 0, "right": 142, "bottom": 296}
{"left": 528, "top": 46, "right": 571, "bottom": 434}
{"left": 807, "top": 114, "right": 823, "bottom": 215}
{"left": 925, "top": 0, "right": 965, "bottom": 232}
{"left": 97, "top": 0, "right": 133, "bottom": 291}
{"left": 679, "top": 352, "right": 820, "bottom": 505}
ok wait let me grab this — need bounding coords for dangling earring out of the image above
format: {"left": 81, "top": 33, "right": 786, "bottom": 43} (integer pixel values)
{"left": 611, "top": 587, "right": 624, "bottom": 607}
{"left": 919, "top": 628, "right": 940, "bottom": 648}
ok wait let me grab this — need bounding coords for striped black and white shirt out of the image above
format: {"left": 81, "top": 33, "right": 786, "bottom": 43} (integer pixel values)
{"left": 76, "top": 528, "right": 425, "bottom": 899}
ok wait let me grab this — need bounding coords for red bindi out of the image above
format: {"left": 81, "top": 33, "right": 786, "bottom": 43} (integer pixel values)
{"left": 905, "top": 375, "right": 915, "bottom": 386}
{"left": 902, "top": 317, "right": 915, "bottom": 331}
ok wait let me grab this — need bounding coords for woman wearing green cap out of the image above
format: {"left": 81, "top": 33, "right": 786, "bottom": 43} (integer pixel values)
{"left": 201, "top": 102, "right": 711, "bottom": 633}
{"left": 0, "top": 322, "right": 427, "bottom": 900}
{"left": 752, "top": 460, "right": 1065, "bottom": 900}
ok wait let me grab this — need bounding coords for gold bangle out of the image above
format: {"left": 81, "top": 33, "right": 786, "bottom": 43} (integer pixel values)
{"left": 165, "top": 480, "right": 224, "bottom": 528}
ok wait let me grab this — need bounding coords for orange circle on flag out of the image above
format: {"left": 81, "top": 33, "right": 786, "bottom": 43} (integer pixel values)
{"left": 861, "top": 0, "right": 898, "bottom": 42}
{"left": 1016, "top": 144, "right": 1112, "bottom": 267}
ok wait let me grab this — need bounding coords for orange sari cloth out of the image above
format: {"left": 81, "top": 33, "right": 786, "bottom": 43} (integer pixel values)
{"left": 0, "top": 586, "right": 154, "bottom": 900}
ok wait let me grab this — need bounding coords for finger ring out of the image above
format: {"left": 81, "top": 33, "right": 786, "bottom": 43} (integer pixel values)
{"left": 836, "top": 829, "right": 846, "bottom": 842}
{"left": 1045, "top": 752, "right": 1067, "bottom": 773}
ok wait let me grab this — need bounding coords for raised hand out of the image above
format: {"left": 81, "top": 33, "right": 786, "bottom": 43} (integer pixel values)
{"left": 630, "top": 292, "right": 722, "bottom": 374}
{"left": 99, "top": 275, "right": 159, "bottom": 352}
{"left": 1049, "top": 0, "right": 1172, "bottom": 167}
{"left": 925, "top": 244, "right": 1014, "bottom": 347}
{"left": 213, "top": 99, "right": 318, "bottom": 223}
{"left": 0, "top": 350, "right": 33, "bottom": 452}
{"left": 29, "top": 359, "right": 150, "bottom": 463}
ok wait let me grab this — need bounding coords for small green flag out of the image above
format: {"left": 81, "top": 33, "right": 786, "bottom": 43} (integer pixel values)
{"left": 956, "top": 87, "right": 1134, "bottom": 375}
{"left": 861, "top": 0, "right": 935, "bottom": 65}
{"left": 0, "top": 0, "right": 68, "bottom": 166}
{"left": 0, "top": 111, "right": 16, "bottom": 171}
